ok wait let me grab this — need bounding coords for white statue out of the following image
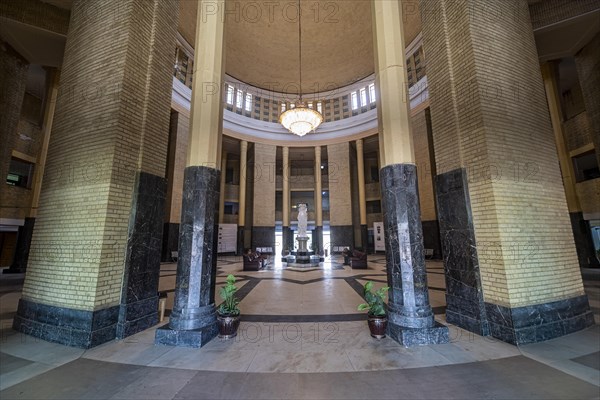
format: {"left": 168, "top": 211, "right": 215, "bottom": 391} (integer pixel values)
{"left": 297, "top": 203, "right": 308, "bottom": 238}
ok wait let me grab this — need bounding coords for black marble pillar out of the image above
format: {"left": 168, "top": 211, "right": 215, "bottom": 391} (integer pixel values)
{"left": 421, "top": 220, "right": 442, "bottom": 259}
{"left": 5, "top": 217, "right": 35, "bottom": 274}
{"left": 485, "top": 295, "right": 594, "bottom": 345}
{"left": 116, "top": 172, "right": 166, "bottom": 339}
{"left": 360, "top": 224, "right": 368, "bottom": 252}
{"left": 330, "top": 225, "right": 354, "bottom": 252}
{"left": 281, "top": 226, "right": 292, "bottom": 253}
{"left": 380, "top": 164, "right": 449, "bottom": 346}
{"left": 155, "top": 166, "right": 220, "bottom": 348}
{"left": 161, "top": 222, "right": 180, "bottom": 262}
{"left": 251, "top": 227, "right": 275, "bottom": 251}
{"left": 313, "top": 226, "right": 323, "bottom": 253}
{"left": 237, "top": 226, "right": 245, "bottom": 256}
{"left": 435, "top": 168, "right": 489, "bottom": 336}
{"left": 570, "top": 212, "right": 599, "bottom": 268}
{"left": 13, "top": 299, "right": 119, "bottom": 348}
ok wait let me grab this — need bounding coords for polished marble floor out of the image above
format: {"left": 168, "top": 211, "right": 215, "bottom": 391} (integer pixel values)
{"left": 1, "top": 255, "right": 599, "bottom": 399}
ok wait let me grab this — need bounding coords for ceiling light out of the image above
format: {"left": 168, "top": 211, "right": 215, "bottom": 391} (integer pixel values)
{"left": 279, "top": 0, "right": 323, "bottom": 137}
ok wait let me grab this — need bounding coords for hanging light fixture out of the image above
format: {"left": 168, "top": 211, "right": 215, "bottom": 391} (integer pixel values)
{"left": 279, "top": 0, "right": 323, "bottom": 137}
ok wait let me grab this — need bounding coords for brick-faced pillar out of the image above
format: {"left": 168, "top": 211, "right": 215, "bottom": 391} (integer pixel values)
{"left": 372, "top": 0, "right": 449, "bottom": 346}
{"left": 13, "top": 0, "right": 179, "bottom": 348}
{"left": 327, "top": 143, "right": 354, "bottom": 252}
{"left": 421, "top": 0, "right": 593, "bottom": 344}
{"left": 251, "top": 143, "right": 276, "bottom": 251}
{"left": 154, "top": 0, "right": 225, "bottom": 348}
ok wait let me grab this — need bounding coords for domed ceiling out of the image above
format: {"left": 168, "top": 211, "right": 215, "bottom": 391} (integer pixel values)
{"left": 179, "top": 0, "right": 374, "bottom": 94}
{"left": 41, "top": 0, "right": 423, "bottom": 94}
{"left": 179, "top": 0, "right": 423, "bottom": 94}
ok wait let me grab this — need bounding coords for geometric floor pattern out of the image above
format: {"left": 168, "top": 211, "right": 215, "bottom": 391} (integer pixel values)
{"left": 1, "top": 255, "right": 598, "bottom": 398}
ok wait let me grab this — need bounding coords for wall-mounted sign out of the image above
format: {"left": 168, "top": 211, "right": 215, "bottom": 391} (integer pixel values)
{"left": 374, "top": 222, "right": 385, "bottom": 252}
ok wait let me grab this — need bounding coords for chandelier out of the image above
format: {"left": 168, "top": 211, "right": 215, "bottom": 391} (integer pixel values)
{"left": 279, "top": 0, "right": 323, "bottom": 136}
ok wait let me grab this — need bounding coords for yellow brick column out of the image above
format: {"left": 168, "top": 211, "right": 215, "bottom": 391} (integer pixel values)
{"left": 313, "top": 146, "right": 323, "bottom": 252}
{"left": 282, "top": 146, "right": 292, "bottom": 251}
{"left": 237, "top": 140, "right": 248, "bottom": 255}
{"left": 372, "top": 0, "right": 448, "bottom": 346}
{"left": 356, "top": 139, "right": 368, "bottom": 250}
{"left": 421, "top": 0, "right": 593, "bottom": 344}
{"left": 13, "top": 0, "right": 180, "bottom": 348}
{"left": 155, "top": 0, "right": 225, "bottom": 348}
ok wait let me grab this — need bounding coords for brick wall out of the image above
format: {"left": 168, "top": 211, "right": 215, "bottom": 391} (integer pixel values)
{"left": 252, "top": 143, "right": 276, "bottom": 226}
{"left": 328, "top": 142, "right": 352, "bottom": 226}
{"left": 421, "top": 0, "right": 585, "bottom": 308}
{"left": 22, "top": 0, "right": 178, "bottom": 311}
{"left": 564, "top": 112, "right": 593, "bottom": 153}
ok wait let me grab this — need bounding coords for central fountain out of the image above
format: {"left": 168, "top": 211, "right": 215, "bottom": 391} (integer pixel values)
{"left": 284, "top": 203, "right": 320, "bottom": 267}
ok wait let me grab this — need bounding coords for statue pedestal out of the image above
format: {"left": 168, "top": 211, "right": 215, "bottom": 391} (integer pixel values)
{"left": 297, "top": 236, "right": 309, "bottom": 252}
{"left": 284, "top": 236, "right": 319, "bottom": 267}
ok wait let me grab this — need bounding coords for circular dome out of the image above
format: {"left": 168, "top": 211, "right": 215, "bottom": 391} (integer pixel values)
{"left": 179, "top": 0, "right": 374, "bottom": 94}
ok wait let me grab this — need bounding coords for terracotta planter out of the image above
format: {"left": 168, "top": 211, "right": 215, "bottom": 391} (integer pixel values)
{"left": 367, "top": 315, "right": 388, "bottom": 339}
{"left": 217, "top": 314, "right": 240, "bottom": 339}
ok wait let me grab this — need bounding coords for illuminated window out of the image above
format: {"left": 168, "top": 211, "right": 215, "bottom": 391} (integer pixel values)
{"left": 317, "top": 102, "right": 322, "bottom": 113}
{"left": 308, "top": 102, "right": 313, "bottom": 109}
{"left": 360, "top": 88, "right": 367, "bottom": 107}
{"left": 351, "top": 92, "right": 358, "bottom": 110}
{"left": 236, "top": 89, "right": 243, "bottom": 108}
{"left": 290, "top": 103, "right": 295, "bottom": 109}
{"left": 281, "top": 103, "right": 287, "bottom": 112}
{"left": 245, "top": 93, "right": 252, "bottom": 112}
{"left": 369, "top": 83, "right": 376, "bottom": 104}
{"left": 226, "top": 85, "right": 234, "bottom": 105}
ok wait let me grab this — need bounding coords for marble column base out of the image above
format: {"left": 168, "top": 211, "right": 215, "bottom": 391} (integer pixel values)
{"left": 13, "top": 298, "right": 118, "bottom": 348}
{"left": 237, "top": 226, "right": 245, "bottom": 256}
{"left": 154, "top": 323, "right": 218, "bottom": 348}
{"left": 5, "top": 217, "right": 35, "bottom": 273}
{"left": 388, "top": 320, "right": 450, "bottom": 347}
{"left": 360, "top": 224, "right": 368, "bottom": 252}
{"left": 330, "top": 225, "right": 354, "bottom": 250}
{"left": 313, "top": 226, "right": 323, "bottom": 253}
{"left": 380, "top": 163, "right": 449, "bottom": 347}
{"left": 161, "top": 223, "right": 180, "bottom": 262}
{"left": 485, "top": 295, "right": 594, "bottom": 345}
{"left": 251, "top": 226, "right": 275, "bottom": 250}
{"left": 117, "top": 171, "right": 165, "bottom": 339}
{"left": 281, "top": 226, "right": 292, "bottom": 254}
{"left": 155, "top": 166, "right": 219, "bottom": 348}
{"left": 435, "top": 168, "right": 489, "bottom": 336}
{"left": 421, "top": 220, "right": 441, "bottom": 259}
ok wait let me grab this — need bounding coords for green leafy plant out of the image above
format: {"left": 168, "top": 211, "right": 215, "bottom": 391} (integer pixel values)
{"left": 357, "top": 281, "right": 389, "bottom": 317}
{"left": 218, "top": 274, "right": 240, "bottom": 316}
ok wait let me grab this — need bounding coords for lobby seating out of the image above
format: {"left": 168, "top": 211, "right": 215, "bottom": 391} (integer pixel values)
{"left": 243, "top": 252, "right": 267, "bottom": 271}
{"left": 350, "top": 249, "right": 368, "bottom": 269}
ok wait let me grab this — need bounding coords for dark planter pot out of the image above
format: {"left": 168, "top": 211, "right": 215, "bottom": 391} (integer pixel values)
{"left": 367, "top": 315, "right": 388, "bottom": 339}
{"left": 217, "top": 314, "right": 241, "bottom": 339}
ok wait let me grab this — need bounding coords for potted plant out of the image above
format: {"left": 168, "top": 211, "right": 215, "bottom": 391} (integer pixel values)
{"left": 357, "top": 281, "right": 389, "bottom": 339}
{"left": 217, "top": 274, "right": 241, "bottom": 339}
